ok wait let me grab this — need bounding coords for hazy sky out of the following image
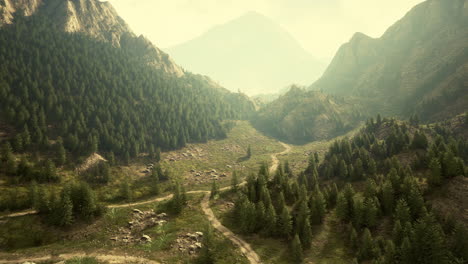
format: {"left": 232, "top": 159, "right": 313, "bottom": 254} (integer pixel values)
{"left": 105, "top": 0, "right": 425, "bottom": 60}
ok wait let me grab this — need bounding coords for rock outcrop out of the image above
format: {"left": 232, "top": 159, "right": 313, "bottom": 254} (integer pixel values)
{"left": 310, "top": 0, "right": 468, "bottom": 120}
{"left": 0, "top": 0, "right": 184, "bottom": 76}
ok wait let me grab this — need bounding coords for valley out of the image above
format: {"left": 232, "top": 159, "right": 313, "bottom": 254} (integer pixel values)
{"left": 0, "top": 0, "right": 467, "bottom": 263}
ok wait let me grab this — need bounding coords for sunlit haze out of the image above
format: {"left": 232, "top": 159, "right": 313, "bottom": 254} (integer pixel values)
{"left": 106, "top": 0, "right": 424, "bottom": 60}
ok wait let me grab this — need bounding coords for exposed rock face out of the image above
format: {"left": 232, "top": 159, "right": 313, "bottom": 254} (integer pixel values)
{"left": 311, "top": 0, "right": 468, "bottom": 120}
{"left": 0, "top": 0, "right": 183, "bottom": 76}
{"left": 0, "top": 0, "right": 42, "bottom": 25}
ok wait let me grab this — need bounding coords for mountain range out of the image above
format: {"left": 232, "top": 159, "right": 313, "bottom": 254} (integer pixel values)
{"left": 167, "top": 11, "right": 326, "bottom": 95}
{"left": 310, "top": 0, "right": 468, "bottom": 121}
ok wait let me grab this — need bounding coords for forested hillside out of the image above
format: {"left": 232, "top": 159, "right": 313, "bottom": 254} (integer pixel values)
{"left": 310, "top": 0, "right": 468, "bottom": 121}
{"left": 0, "top": 15, "right": 254, "bottom": 163}
{"left": 252, "top": 86, "right": 366, "bottom": 144}
{"left": 227, "top": 114, "right": 468, "bottom": 263}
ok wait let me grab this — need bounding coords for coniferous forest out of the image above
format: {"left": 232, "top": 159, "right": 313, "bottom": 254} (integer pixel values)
{"left": 0, "top": 15, "right": 254, "bottom": 162}
{"left": 0, "top": 0, "right": 467, "bottom": 263}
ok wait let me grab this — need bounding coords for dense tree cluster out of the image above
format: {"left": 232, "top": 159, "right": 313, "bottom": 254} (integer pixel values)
{"left": 0, "top": 15, "right": 254, "bottom": 164}
{"left": 231, "top": 160, "right": 335, "bottom": 263}
{"left": 232, "top": 115, "right": 467, "bottom": 263}
{"left": 0, "top": 142, "right": 59, "bottom": 184}
{"left": 34, "top": 182, "right": 105, "bottom": 227}
{"left": 327, "top": 116, "right": 467, "bottom": 263}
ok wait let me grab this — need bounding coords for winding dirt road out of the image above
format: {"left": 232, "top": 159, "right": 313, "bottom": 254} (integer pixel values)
{"left": 0, "top": 141, "right": 291, "bottom": 264}
{"left": 0, "top": 252, "right": 160, "bottom": 264}
{"left": 269, "top": 142, "right": 292, "bottom": 174}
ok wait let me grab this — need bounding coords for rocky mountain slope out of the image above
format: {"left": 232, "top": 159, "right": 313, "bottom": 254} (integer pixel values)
{"left": 0, "top": 0, "right": 183, "bottom": 76}
{"left": 167, "top": 11, "right": 325, "bottom": 95}
{"left": 310, "top": 0, "right": 468, "bottom": 121}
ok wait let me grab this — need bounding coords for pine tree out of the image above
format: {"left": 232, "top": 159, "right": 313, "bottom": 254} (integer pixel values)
{"left": 394, "top": 199, "right": 411, "bottom": 225}
{"left": 400, "top": 236, "right": 413, "bottom": 264}
{"left": 210, "top": 180, "right": 219, "bottom": 199}
{"left": 120, "top": 180, "right": 133, "bottom": 201}
{"left": 246, "top": 145, "right": 252, "bottom": 159}
{"left": 56, "top": 140, "right": 67, "bottom": 166}
{"left": 310, "top": 189, "right": 326, "bottom": 225}
{"left": 155, "top": 147, "right": 161, "bottom": 163}
{"left": 171, "top": 181, "right": 185, "bottom": 214}
{"left": 382, "top": 180, "right": 394, "bottom": 215}
{"left": 28, "top": 181, "right": 39, "bottom": 209}
{"left": 150, "top": 169, "right": 160, "bottom": 195}
{"left": 350, "top": 226, "right": 358, "bottom": 250}
{"left": 411, "top": 214, "right": 448, "bottom": 264}
{"left": 231, "top": 171, "right": 239, "bottom": 192}
{"left": 450, "top": 223, "right": 468, "bottom": 261}
{"left": 291, "top": 234, "right": 304, "bottom": 264}
{"left": 392, "top": 220, "right": 404, "bottom": 246}
{"left": 359, "top": 228, "right": 374, "bottom": 260}
{"left": 263, "top": 203, "right": 277, "bottom": 236}
{"left": 428, "top": 158, "right": 442, "bottom": 187}
{"left": 299, "top": 218, "right": 312, "bottom": 249}
{"left": 198, "top": 224, "right": 215, "bottom": 264}
{"left": 58, "top": 188, "right": 74, "bottom": 227}
{"left": 277, "top": 205, "right": 292, "bottom": 239}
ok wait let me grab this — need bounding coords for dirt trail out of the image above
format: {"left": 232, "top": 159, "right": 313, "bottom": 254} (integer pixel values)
{"left": 0, "top": 141, "right": 291, "bottom": 264}
{"left": 269, "top": 142, "right": 292, "bottom": 174}
{"left": 200, "top": 191, "right": 261, "bottom": 264}
{"left": 0, "top": 252, "right": 159, "bottom": 264}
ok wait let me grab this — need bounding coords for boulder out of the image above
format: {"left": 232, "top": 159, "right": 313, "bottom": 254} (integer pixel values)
{"left": 141, "top": 234, "right": 152, "bottom": 243}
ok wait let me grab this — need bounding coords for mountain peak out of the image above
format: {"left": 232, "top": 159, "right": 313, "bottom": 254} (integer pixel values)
{"left": 0, "top": 0, "right": 184, "bottom": 76}
{"left": 167, "top": 12, "right": 325, "bottom": 95}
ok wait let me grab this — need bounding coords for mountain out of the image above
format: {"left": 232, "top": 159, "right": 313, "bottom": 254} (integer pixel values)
{"left": 310, "top": 0, "right": 468, "bottom": 121}
{"left": 252, "top": 86, "right": 366, "bottom": 144}
{"left": 0, "top": 0, "right": 183, "bottom": 76}
{"left": 0, "top": 0, "right": 255, "bottom": 159}
{"left": 167, "top": 11, "right": 326, "bottom": 95}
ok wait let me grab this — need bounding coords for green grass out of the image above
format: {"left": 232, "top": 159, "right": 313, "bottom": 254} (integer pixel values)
{"left": 211, "top": 194, "right": 354, "bottom": 264}
{"left": 278, "top": 125, "right": 363, "bottom": 174}
{"left": 0, "top": 193, "right": 248, "bottom": 264}
{"left": 157, "top": 121, "right": 284, "bottom": 190}
{"left": 65, "top": 257, "right": 99, "bottom": 264}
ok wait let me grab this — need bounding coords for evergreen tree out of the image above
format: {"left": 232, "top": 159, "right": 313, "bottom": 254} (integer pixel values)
{"left": 400, "top": 236, "right": 413, "bottom": 264}
{"left": 309, "top": 189, "right": 326, "bottom": 225}
{"left": 291, "top": 234, "right": 304, "bottom": 264}
{"left": 210, "top": 180, "right": 219, "bottom": 199}
{"left": 198, "top": 224, "right": 215, "bottom": 264}
{"left": 263, "top": 203, "right": 277, "bottom": 236}
{"left": 381, "top": 180, "right": 395, "bottom": 215}
{"left": 277, "top": 205, "right": 292, "bottom": 239}
{"left": 359, "top": 228, "right": 374, "bottom": 260}
{"left": 231, "top": 171, "right": 239, "bottom": 192}
{"left": 350, "top": 226, "right": 359, "bottom": 251}
{"left": 392, "top": 220, "right": 404, "bottom": 246}
{"left": 246, "top": 145, "right": 252, "bottom": 159}
{"left": 411, "top": 214, "right": 448, "bottom": 264}
{"left": 57, "top": 187, "right": 74, "bottom": 227}
{"left": 150, "top": 169, "right": 160, "bottom": 195}
{"left": 120, "top": 180, "right": 133, "bottom": 201}
{"left": 450, "top": 223, "right": 468, "bottom": 261}
{"left": 394, "top": 199, "right": 411, "bottom": 225}
{"left": 428, "top": 158, "right": 442, "bottom": 187}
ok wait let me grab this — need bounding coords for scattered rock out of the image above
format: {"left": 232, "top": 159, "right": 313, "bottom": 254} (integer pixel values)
{"left": 174, "top": 231, "right": 204, "bottom": 254}
{"left": 141, "top": 234, "right": 152, "bottom": 243}
{"left": 111, "top": 210, "right": 167, "bottom": 244}
{"left": 133, "top": 209, "right": 143, "bottom": 214}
